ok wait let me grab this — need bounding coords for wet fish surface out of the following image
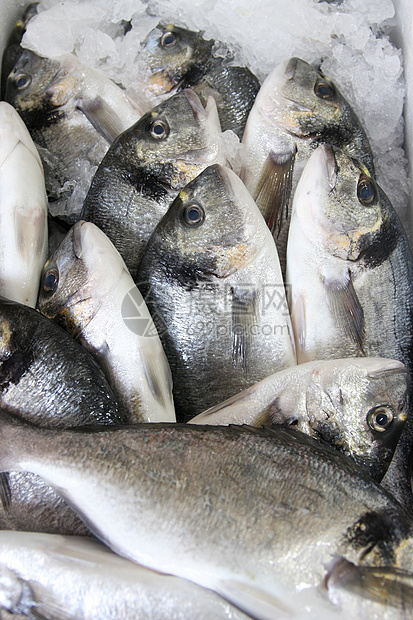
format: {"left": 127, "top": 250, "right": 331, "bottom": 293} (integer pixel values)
{"left": 1, "top": 417, "right": 413, "bottom": 618}
{"left": 0, "top": 531, "right": 250, "bottom": 620}
{"left": 190, "top": 357, "right": 409, "bottom": 482}
{"left": 241, "top": 57, "right": 374, "bottom": 275}
{"left": 0, "top": 102, "right": 48, "bottom": 308}
{"left": 137, "top": 164, "right": 296, "bottom": 422}
{"left": 81, "top": 89, "right": 225, "bottom": 276}
{"left": 5, "top": 49, "right": 142, "bottom": 223}
{"left": 0, "top": 297, "right": 125, "bottom": 535}
{"left": 138, "top": 22, "right": 261, "bottom": 139}
{"left": 286, "top": 144, "right": 413, "bottom": 513}
{"left": 38, "top": 220, "right": 176, "bottom": 424}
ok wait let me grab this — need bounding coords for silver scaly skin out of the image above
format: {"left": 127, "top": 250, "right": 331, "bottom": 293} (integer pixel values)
{"left": 286, "top": 144, "right": 413, "bottom": 513}
{"left": 0, "top": 417, "right": 413, "bottom": 618}
{"left": 38, "top": 221, "right": 176, "bottom": 424}
{"left": 190, "top": 357, "right": 409, "bottom": 482}
{"left": 137, "top": 164, "right": 296, "bottom": 422}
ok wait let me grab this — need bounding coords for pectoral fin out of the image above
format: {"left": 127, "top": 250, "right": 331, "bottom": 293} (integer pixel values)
{"left": 324, "top": 271, "right": 365, "bottom": 354}
{"left": 231, "top": 286, "right": 257, "bottom": 375}
{"left": 327, "top": 558, "right": 413, "bottom": 609}
{"left": 79, "top": 97, "right": 126, "bottom": 143}
{"left": 254, "top": 148, "right": 296, "bottom": 237}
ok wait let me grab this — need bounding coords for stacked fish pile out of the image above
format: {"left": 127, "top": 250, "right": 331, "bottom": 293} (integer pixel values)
{"left": 0, "top": 1, "right": 413, "bottom": 618}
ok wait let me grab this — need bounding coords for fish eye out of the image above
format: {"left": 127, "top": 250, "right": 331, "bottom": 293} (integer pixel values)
{"left": 314, "top": 79, "right": 335, "bottom": 99}
{"left": 149, "top": 119, "right": 169, "bottom": 140}
{"left": 367, "top": 406, "right": 394, "bottom": 433}
{"left": 15, "top": 73, "right": 31, "bottom": 90}
{"left": 357, "top": 176, "right": 376, "bottom": 205}
{"left": 161, "top": 31, "right": 179, "bottom": 48}
{"left": 43, "top": 267, "right": 59, "bottom": 294}
{"left": 181, "top": 202, "right": 205, "bottom": 227}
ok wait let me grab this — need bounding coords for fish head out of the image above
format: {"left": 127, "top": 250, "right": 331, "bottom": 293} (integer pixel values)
{"left": 38, "top": 221, "right": 125, "bottom": 336}
{"left": 139, "top": 23, "right": 214, "bottom": 95}
{"left": 5, "top": 50, "right": 80, "bottom": 122}
{"left": 119, "top": 89, "right": 224, "bottom": 187}
{"left": 147, "top": 164, "right": 265, "bottom": 282}
{"left": 292, "top": 144, "right": 389, "bottom": 262}
{"left": 305, "top": 357, "right": 409, "bottom": 481}
{"left": 256, "top": 57, "right": 367, "bottom": 154}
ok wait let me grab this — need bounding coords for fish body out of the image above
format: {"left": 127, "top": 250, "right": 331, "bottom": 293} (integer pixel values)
{"left": 0, "top": 102, "right": 47, "bottom": 308}
{"left": 5, "top": 49, "right": 143, "bottom": 222}
{"left": 81, "top": 89, "right": 225, "bottom": 276}
{"left": 0, "top": 531, "right": 250, "bottom": 620}
{"left": 286, "top": 144, "right": 413, "bottom": 512}
{"left": 137, "top": 164, "right": 296, "bottom": 422}
{"left": 190, "top": 357, "right": 409, "bottom": 482}
{"left": 241, "top": 57, "right": 374, "bottom": 275}
{"left": 1, "top": 417, "right": 413, "bottom": 619}
{"left": 139, "top": 23, "right": 260, "bottom": 138}
{"left": 38, "top": 221, "right": 176, "bottom": 424}
{"left": 0, "top": 297, "right": 125, "bottom": 534}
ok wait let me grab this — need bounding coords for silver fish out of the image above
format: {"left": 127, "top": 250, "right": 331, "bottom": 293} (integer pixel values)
{"left": 137, "top": 164, "right": 296, "bottom": 422}
{"left": 5, "top": 49, "right": 143, "bottom": 223}
{"left": 81, "top": 89, "right": 225, "bottom": 277}
{"left": 0, "top": 296, "right": 125, "bottom": 535}
{"left": 241, "top": 57, "right": 374, "bottom": 275}
{"left": 1, "top": 416, "right": 413, "bottom": 619}
{"left": 0, "top": 531, "right": 250, "bottom": 620}
{"left": 38, "top": 221, "right": 176, "bottom": 424}
{"left": 190, "top": 357, "right": 409, "bottom": 482}
{"left": 0, "top": 102, "right": 47, "bottom": 308}
{"left": 286, "top": 143, "right": 413, "bottom": 512}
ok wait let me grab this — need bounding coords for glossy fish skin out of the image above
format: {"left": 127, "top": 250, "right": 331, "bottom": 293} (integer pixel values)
{"left": 286, "top": 144, "right": 413, "bottom": 512}
{"left": 0, "top": 102, "right": 48, "bottom": 308}
{"left": 38, "top": 221, "right": 176, "bottom": 424}
{"left": 0, "top": 297, "right": 125, "bottom": 536}
{"left": 0, "top": 532, "right": 250, "bottom": 620}
{"left": 190, "top": 357, "right": 409, "bottom": 482}
{"left": 1, "top": 417, "right": 413, "bottom": 619}
{"left": 5, "top": 50, "right": 142, "bottom": 223}
{"left": 81, "top": 89, "right": 225, "bottom": 276}
{"left": 241, "top": 57, "right": 374, "bottom": 275}
{"left": 139, "top": 23, "right": 260, "bottom": 138}
{"left": 137, "top": 164, "right": 296, "bottom": 422}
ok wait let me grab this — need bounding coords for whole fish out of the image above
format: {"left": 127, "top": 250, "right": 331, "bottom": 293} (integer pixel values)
{"left": 138, "top": 22, "right": 261, "bottom": 138}
{"left": 286, "top": 143, "right": 413, "bottom": 512}
{"left": 0, "top": 296, "right": 125, "bottom": 535}
{"left": 1, "top": 416, "right": 413, "bottom": 619}
{"left": 5, "top": 49, "right": 143, "bottom": 223}
{"left": 0, "top": 102, "right": 47, "bottom": 308}
{"left": 0, "top": 531, "right": 250, "bottom": 620}
{"left": 38, "top": 220, "right": 176, "bottom": 424}
{"left": 137, "top": 164, "right": 296, "bottom": 422}
{"left": 190, "top": 357, "right": 409, "bottom": 482}
{"left": 81, "top": 89, "right": 225, "bottom": 276}
{"left": 241, "top": 57, "right": 374, "bottom": 275}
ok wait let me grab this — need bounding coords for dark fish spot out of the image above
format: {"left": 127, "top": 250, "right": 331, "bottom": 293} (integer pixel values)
{"left": 345, "top": 511, "right": 410, "bottom": 563}
{"left": 0, "top": 348, "right": 34, "bottom": 392}
{"left": 357, "top": 215, "right": 399, "bottom": 269}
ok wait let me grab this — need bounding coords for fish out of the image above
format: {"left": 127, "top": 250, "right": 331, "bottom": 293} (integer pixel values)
{"left": 0, "top": 102, "right": 48, "bottom": 308}
{"left": 38, "top": 220, "right": 176, "bottom": 424}
{"left": 5, "top": 49, "right": 143, "bottom": 223}
{"left": 240, "top": 57, "right": 374, "bottom": 276}
{"left": 190, "top": 357, "right": 409, "bottom": 482}
{"left": 0, "top": 531, "right": 250, "bottom": 620}
{"left": 138, "top": 22, "right": 261, "bottom": 139}
{"left": 1, "top": 416, "right": 413, "bottom": 619}
{"left": 137, "top": 163, "right": 296, "bottom": 422}
{"left": 81, "top": 89, "right": 225, "bottom": 276}
{"left": 285, "top": 143, "right": 413, "bottom": 513}
{"left": 0, "top": 296, "right": 126, "bottom": 535}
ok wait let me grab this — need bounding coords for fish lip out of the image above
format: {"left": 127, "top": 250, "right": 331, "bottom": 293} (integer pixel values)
{"left": 311, "top": 144, "right": 338, "bottom": 190}
{"left": 183, "top": 88, "right": 207, "bottom": 122}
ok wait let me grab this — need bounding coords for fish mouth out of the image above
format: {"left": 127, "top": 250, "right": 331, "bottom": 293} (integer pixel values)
{"left": 183, "top": 88, "right": 207, "bottom": 122}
